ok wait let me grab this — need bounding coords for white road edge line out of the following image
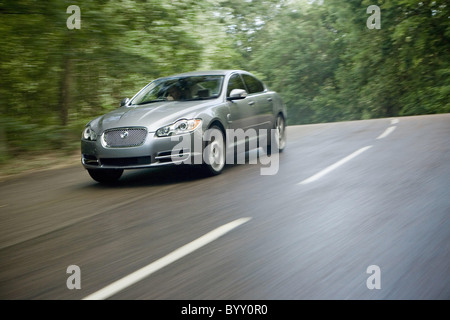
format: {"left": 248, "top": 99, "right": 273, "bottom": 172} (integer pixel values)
{"left": 391, "top": 118, "right": 399, "bottom": 125}
{"left": 377, "top": 126, "right": 396, "bottom": 139}
{"left": 82, "top": 217, "right": 252, "bottom": 300}
{"left": 298, "top": 146, "right": 373, "bottom": 185}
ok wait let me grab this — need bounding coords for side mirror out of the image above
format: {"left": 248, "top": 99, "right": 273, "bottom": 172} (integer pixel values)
{"left": 120, "top": 97, "right": 130, "bottom": 107}
{"left": 227, "top": 89, "right": 247, "bottom": 101}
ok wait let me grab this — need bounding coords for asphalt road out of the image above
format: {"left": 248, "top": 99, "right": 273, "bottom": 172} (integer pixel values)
{"left": 0, "top": 114, "right": 449, "bottom": 300}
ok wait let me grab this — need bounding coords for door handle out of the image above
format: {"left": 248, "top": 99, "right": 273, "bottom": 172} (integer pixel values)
{"left": 267, "top": 97, "right": 273, "bottom": 102}
{"left": 248, "top": 101, "right": 255, "bottom": 106}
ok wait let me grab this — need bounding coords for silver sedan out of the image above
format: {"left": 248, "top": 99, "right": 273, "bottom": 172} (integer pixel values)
{"left": 81, "top": 70, "right": 287, "bottom": 183}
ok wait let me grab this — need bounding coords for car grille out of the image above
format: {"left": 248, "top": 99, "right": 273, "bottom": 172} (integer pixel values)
{"left": 103, "top": 128, "right": 147, "bottom": 148}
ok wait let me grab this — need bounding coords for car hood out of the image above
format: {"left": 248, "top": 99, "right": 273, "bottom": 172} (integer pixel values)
{"left": 90, "top": 100, "right": 219, "bottom": 132}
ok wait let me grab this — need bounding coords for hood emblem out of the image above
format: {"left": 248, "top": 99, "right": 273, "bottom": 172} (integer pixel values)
{"left": 120, "top": 130, "right": 129, "bottom": 139}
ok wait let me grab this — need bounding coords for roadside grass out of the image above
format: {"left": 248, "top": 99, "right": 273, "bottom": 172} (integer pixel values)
{"left": 0, "top": 149, "right": 81, "bottom": 182}
{"left": 0, "top": 118, "right": 87, "bottom": 181}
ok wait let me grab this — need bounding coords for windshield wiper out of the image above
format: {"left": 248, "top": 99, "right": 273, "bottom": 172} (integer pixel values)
{"left": 135, "top": 99, "right": 166, "bottom": 105}
{"left": 186, "top": 96, "right": 217, "bottom": 101}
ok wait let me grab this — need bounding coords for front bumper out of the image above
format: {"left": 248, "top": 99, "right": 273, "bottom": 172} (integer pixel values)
{"left": 81, "top": 130, "right": 204, "bottom": 169}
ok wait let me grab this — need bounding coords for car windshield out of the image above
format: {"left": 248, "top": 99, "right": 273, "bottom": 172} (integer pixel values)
{"left": 131, "top": 75, "right": 224, "bottom": 105}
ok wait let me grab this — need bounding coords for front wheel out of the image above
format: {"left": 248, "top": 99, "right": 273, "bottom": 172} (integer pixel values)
{"left": 202, "top": 126, "right": 225, "bottom": 176}
{"left": 87, "top": 169, "right": 123, "bottom": 184}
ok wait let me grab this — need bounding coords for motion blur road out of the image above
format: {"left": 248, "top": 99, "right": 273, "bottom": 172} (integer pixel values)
{"left": 0, "top": 114, "right": 449, "bottom": 300}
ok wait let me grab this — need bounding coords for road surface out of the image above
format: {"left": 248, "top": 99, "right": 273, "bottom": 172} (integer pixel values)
{"left": 0, "top": 114, "right": 449, "bottom": 300}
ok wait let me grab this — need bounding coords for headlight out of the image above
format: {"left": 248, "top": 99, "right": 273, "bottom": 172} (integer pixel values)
{"left": 156, "top": 119, "right": 202, "bottom": 137}
{"left": 82, "top": 126, "right": 97, "bottom": 141}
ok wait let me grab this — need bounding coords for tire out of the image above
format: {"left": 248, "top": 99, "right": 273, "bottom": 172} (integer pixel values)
{"left": 202, "top": 126, "right": 226, "bottom": 176}
{"left": 87, "top": 169, "right": 123, "bottom": 184}
{"left": 266, "top": 114, "right": 287, "bottom": 155}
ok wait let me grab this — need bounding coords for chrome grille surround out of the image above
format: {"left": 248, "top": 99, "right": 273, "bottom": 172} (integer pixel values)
{"left": 102, "top": 127, "right": 148, "bottom": 148}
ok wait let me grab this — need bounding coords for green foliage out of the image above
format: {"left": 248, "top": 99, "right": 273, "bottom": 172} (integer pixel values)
{"left": 0, "top": 0, "right": 243, "bottom": 160}
{"left": 249, "top": 0, "right": 450, "bottom": 124}
{"left": 0, "top": 0, "right": 449, "bottom": 164}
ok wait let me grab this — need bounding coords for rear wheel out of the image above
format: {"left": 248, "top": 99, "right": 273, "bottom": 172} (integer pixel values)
{"left": 267, "top": 114, "right": 286, "bottom": 154}
{"left": 202, "top": 126, "right": 225, "bottom": 176}
{"left": 87, "top": 169, "right": 123, "bottom": 184}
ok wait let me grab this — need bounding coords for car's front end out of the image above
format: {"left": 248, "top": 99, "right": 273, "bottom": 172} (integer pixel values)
{"left": 81, "top": 117, "right": 207, "bottom": 170}
{"left": 81, "top": 72, "right": 228, "bottom": 178}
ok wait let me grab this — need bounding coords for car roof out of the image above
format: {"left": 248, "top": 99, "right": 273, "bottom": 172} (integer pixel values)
{"left": 160, "top": 70, "right": 250, "bottom": 79}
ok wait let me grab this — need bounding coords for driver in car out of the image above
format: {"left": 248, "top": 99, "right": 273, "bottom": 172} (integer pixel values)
{"left": 167, "top": 85, "right": 183, "bottom": 101}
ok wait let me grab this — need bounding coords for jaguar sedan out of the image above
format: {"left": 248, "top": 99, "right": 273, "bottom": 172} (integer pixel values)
{"left": 81, "top": 70, "right": 287, "bottom": 183}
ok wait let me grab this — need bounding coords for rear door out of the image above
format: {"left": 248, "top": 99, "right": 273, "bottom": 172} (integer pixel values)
{"left": 241, "top": 73, "right": 274, "bottom": 131}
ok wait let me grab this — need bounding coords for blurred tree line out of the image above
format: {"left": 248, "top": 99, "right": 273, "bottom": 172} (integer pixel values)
{"left": 251, "top": 0, "right": 450, "bottom": 124}
{"left": 0, "top": 0, "right": 448, "bottom": 163}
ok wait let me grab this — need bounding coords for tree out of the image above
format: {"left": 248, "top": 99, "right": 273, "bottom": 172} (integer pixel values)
{"left": 0, "top": 0, "right": 243, "bottom": 161}
{"left": 248, "top": 0, "right": 450, "bottom": 124}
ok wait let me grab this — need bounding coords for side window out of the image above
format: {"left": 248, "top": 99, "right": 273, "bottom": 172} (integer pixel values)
{"left": 227, "top": 74, "right": 246, "bottom": 96}
{"left": 242, "top": 74, "right": 265, "bottom": 94}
